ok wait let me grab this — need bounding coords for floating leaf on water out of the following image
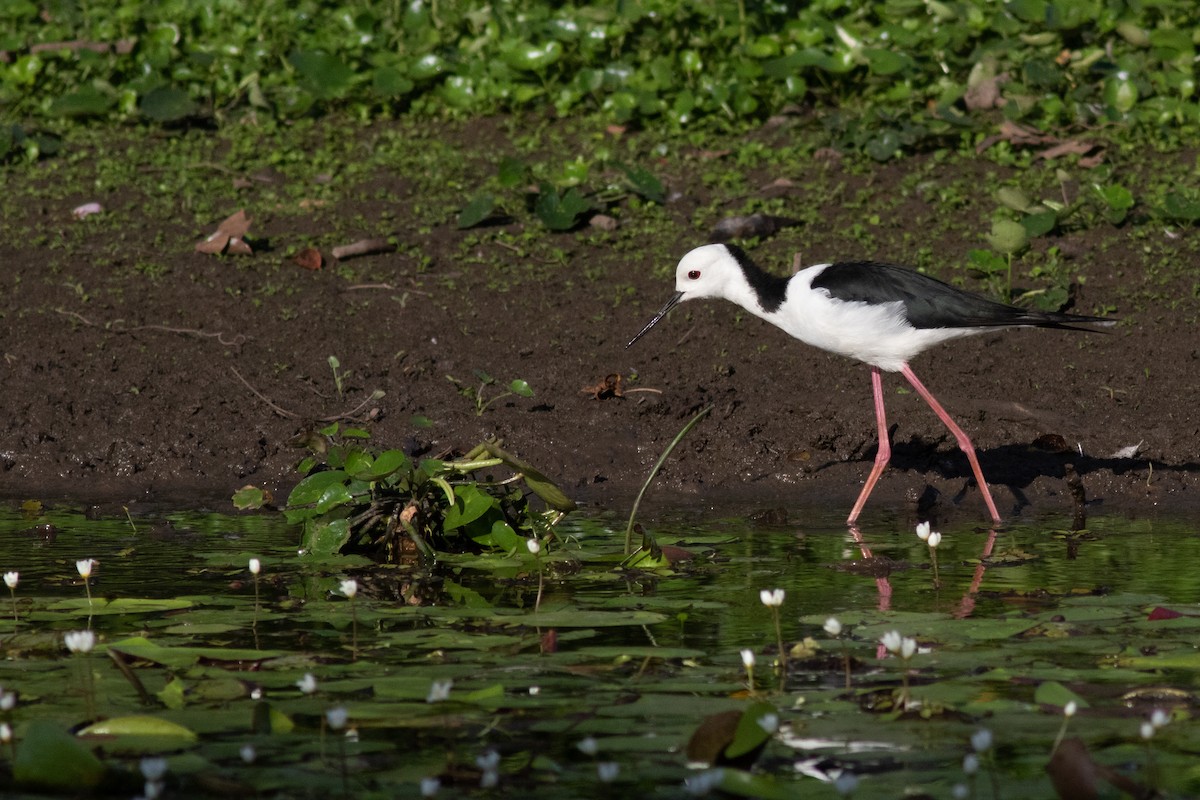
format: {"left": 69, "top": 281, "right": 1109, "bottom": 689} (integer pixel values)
{"left": 79, "top": 715, "right": 198, "bottom": 741}
{"left": 1034, "top": 680, "right": 1089, "bottom": 709}
{"left": 13, "top": 721, "right": 107, "bottom": 791}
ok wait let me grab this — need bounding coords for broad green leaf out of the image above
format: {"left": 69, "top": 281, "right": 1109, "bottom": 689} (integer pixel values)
{"left": 49, "top": 86, "right": 112, "bottom": 118}
{"left": 457, "top": 192, "right": 495, "bottom": 229}
{"left": 139, "top": 86, "right": 195, "bottom": 122}
{"left": 1034, "top": 680, "right": 1089, "bottom": 709}
{"left": 725, "top": 701, "right": 778, "bottom": 759}
{"left": 303, "top": 517, "right": 351, "bottom": 556}
{"left": 364, "top": 448, "right": 410, "bottom": 480}
{"left": 535, "top": 183, "right": 592, "bottom": 231}
{"left": 46, "top": 597, "right": 193, "bottom": 615}
{"left": 617, "top": 162, "right": 665, "bottom": 204}
{"left": 498, "top": 156, "right": 526, "bottom": 188}
{"left": 13, "top": 721, "right": 106, "bottom": 790}
{"left": 79, "top": 715, "right": 197, "bottom": 741}
{"left": 288, "top": 51, "right": 355, "bottom": 99}
{"left": 232, "top": 485, "right": 267, "bottom": 510}
{"left": 508, "top": 379, "right": 533, "bottom": 397}
{"left": 106, "top": 636, "right": 286, "bottom": 668}
{"left": 1020, "top": 210, "right": 1058, "bottom": 237}
{"left": 481, "top": 441, "right": 575, "bottom": 512}
{"left": 986, "top": 218, "right": 1028, "bottom": 253}
{"left": 371, "top": 66, "right": 414, "bottom": 98}
{"left": 444, "top": 485, "right": 498, "bottom": 531}
{"left": 287, "top": 470, "right": 349, "bottom": 507}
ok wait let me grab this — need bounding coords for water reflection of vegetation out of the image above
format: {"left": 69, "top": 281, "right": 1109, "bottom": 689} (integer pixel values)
{"left": 0, "top": 504, "right": 1197, "bottom": 797}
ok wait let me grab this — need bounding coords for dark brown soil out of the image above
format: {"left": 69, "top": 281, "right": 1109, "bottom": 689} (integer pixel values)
{"left": 2, "top": 117, "right": 1197, "bottom": 522}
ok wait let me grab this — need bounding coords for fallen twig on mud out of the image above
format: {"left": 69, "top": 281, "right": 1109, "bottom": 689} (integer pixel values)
{"left": 318, "top": 390, "right": 385, "bottom": 423}
{"left": 230, "top": 367, "right": 299, "bottom": 419}
{"left": 55, "top": 309, "right": 247, "bottom": 346}
{"left": 232, "top": 368, "right": 384, "bottom": 423}
{"left": 332, "top": 239, "right": 394, "bottom": 260}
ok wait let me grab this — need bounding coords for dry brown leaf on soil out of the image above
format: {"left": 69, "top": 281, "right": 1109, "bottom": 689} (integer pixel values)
{"left": 195, "top": 209, "right": 253, "bottom": 256}
{"left": 963, "top": 72, "right": 1009, "bottom": 110}
{"left": 975, "top": 119, "right": 1057, "bottom": 154}
{"left": 1037, "top": 140, "right": 1097, "bottom": 161}
{"left": 290, "top": 247, "right": 323, "bottom": 271}
{"left": 581, "top": 374, "right": 624, "bottom": 400}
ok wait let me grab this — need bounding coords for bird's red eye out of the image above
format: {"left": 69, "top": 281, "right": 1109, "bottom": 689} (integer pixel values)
{"left": 688, "top": 270, "right": 701, "bottom": 280}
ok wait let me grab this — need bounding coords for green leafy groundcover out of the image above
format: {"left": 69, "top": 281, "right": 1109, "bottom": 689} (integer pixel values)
{"left": 3, "top": 0, "right": 1200, "bottom": 158}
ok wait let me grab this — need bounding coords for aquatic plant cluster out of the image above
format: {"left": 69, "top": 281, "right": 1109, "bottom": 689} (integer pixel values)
{"left": 4, "top": 0, "right": 1200, "bottom": 158}
{"left": 0, "top": 506, "right": 1197, "bottom": 796}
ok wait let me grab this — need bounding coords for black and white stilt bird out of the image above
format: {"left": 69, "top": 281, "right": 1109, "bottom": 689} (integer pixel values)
{"left": 627, "top": 243, "right": 1115, "bottom": 525}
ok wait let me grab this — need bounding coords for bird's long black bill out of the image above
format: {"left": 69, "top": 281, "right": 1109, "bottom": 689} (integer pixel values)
{"left": 627, "top": 291, "right": 683, "bottom": 348}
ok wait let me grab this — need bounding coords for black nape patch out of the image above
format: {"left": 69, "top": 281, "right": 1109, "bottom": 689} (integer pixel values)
{"left": 724, "top": 245, "right": 789, "bottom": 313}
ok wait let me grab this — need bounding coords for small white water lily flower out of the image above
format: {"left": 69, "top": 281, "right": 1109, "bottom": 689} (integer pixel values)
{"left": 880, "top": 630, "right": 903, "bottom": 654}
{"left": 970, "top": 728, "right": 993, "bottom": 752}
{"left": 528, "top": 685, "right": 540, "bottom": 696}
{"left": 476, "top": 750, "right": 501, "bottom": 786}
{"left": 325, "top": 706, "right": 349, "bottom": 730}
{"left": 740, "top": 649, "right": 755, "bottom": 669}
{"left": 952, "top": 783, "right": 969, "bottom": 799}
{"left": 833, "top": 771, "right": 859, "bottom": 796}
{"left": 248, "top": 557, "right": 261, "bottom": 575}
{"left": 683, "top": 768, "right": 725, "bottom": 796}
{"left": 962, "top": 753, "right": 980, "bottom": 774}
{"left": 296, "top": 673, "right": 318, "bottom": 695}
{"left": 526, "top": 538, "right": 541, "bottom": 555}
{"left": 76, "top": 559, "right": 97, "bottom": 578}
{"left": 597, "top": 761, "right": 620, "bottom": 783}
{"left": 3, "top": 571, "right": 17, "bottom": 589}
{"left": 823, "top": 617, "right": 842, "bottom": 637}
{"left": 0, "top": 722, "right": 11, "bottom": 744}
{"left": 1064, "top": 700, "right": 1078, "bottom": 717}
{"left": 759, "top": 588, "right": 785, "bottom": 607}
{"left": 240, "top": 744, "right": 257, "bottom": 764}
{"left": 927, "top": 531, "right": 942, "bottom": 549}
{"left": 915, "top": 521, "right": 931, "bottom": 541}
{"left": 64, "top": 630, "right": 96, "bottom": 654}
{"left": 339, "top": 578, "right": 358, "bottom": 599}
{"left": 420, "top": 776, "right": 441, "bottom": 797}
{"left": 577, "top": 736, "right": 599, "bottom": 757}
{"left": 899, "top": 637, "right": 917, "bottom": 660}
{"left": 426, "top": 678, "right": 453, "bottom": 703}
{"left": 139, "top": 757, "right": 168, "bottom": 782}
{"left": 1140, "top": 721, "right": 1155, "bottom": 740}
{"left": 1151, "top": 708, "right": 1169, "bottom": 728}
{"left": 0, "top": 691, "right": 14, "bottom": 711}
{"left": 756, "top": 713, "right": 779, "bottom": 734}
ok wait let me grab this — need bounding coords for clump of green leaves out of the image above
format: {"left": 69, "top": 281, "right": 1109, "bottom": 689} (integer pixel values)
{"left": 457, "top": 154, "right": 664, "bottom": 232}
{"left": 276, "top": 425, "right": 573, "bottom": 561}
{"left": 12, "top": 1, "right": 1200, "bottom": 161}
{"left": 447, "top": 371, "right": 534, "bottom": 416}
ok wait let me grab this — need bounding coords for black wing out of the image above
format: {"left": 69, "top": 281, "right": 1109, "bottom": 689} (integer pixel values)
{"left": 812, "top": 261, "right": 1112, "bottom": 331}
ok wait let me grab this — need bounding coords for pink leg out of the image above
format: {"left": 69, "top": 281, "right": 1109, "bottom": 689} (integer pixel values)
{"left": 847, "top": 367, "right": 891, "bottom": 524}
{"left": 900, "top": 364, "right": 1002, "bottom": 524}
